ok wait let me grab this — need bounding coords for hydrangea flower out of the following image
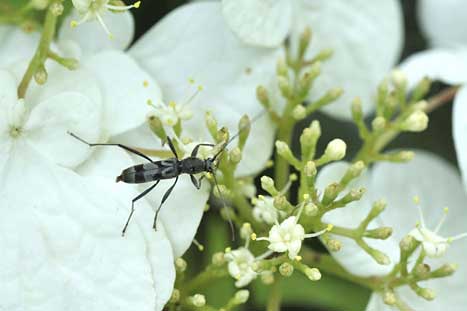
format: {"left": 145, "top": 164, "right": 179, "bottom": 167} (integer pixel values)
{"left": 225, "top": 247, "right": 258, "bottom": 287}
{"left": 316, "top": 151, "right": 467, "bottom": 310}
{"left": 222, "top": 0, "right": 404, "bottom": 120}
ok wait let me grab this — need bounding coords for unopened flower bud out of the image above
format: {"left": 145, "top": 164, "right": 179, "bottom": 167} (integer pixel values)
{"left": 369, "top": 200, "right": 387, "bottom": 218}
{"left": 364, "top": 227, "right": 393, "bottom": 240}
{"left": 256, "top": 85, "right": 270, "bottom": 108}
{"left": 400, "top": 235, "right": 418, "bottom": 253}
{"left": 147, "top": 114, "right": 167, "bottom": 140}
{"left": 322, "top": 183, "right": 340, "bottom": 205}
{"left": 304, "top": 161, "right": 317, "bottom": 177}
{"left": 278, "top": 76, "right": 292, "bottom": 98}
{"left": 233, "top": 290, "right": 250, "bottom": 304}
{"left": 298, "top": 27, "right": 312, "bottom": 59}
{"left": 170, "top": 289, "right": 180, "bottom": 303}
{"left": 261, "top": 271, "right": 274, "bottom": 284}
{"left": 417, "top": 288, "right": 436, "bottom": 301}
{"left": 293, "top": 105, "right": 307, "bottom": 120}
{"left": 340, "top": 188, "right": 366, "bottom": 205}
{"left": 432, "top": 263, "right": 458, "bottom": 278}
{"left": 371, "top": 249, "right": 391, "bottom": 265}
{"left": 298, "top": 63, "right": 320, "bottom": 95}
{"left": 212, "top": 252, "right": 226, "bottom": 266}
{"left": 34, "top": 66, "right": 48, "bottom": 85}
{"left": 273, "top": 195, "right": 293, "bottom": 212}
{"left": 238, "top": 114, "right": 251, "bottom": 150}
{"left": 261, "top": 176, "right": 277, "bottom": 195}
{"left": 352, "top": 97, "right": 363, "bottom": 121}
{"left": 279, "top": 262, "right": 294, "bottom": 277}
{"left": 175, "top": 258, "right": 187, "bottom": 272}
{"left": 205, "top": 111, "right": 218, "bottom": 138}
{"left": 50, "top": 2, "right": 64, "bottom": 16}
{"left": 413, "top": 263, "right": 431, "bottom": 278}
{"left": 383, "top": 290, "right": 396, "bottom": 306}
{"left": 240, "top": 223, "right": 253, "bottom": 240}
{"left": 324, "top": 237, "right": 342, "bottom": 252}
{"left": 229, "top": 147, "right": 242, "bottom": 164}
{"left": 190, "top": 294, "right": 206, "bottom": 307}
{"left": 391, "top": 69, "right": 407, "bottom": 88}
{"left": 276, "top": 58, "right": 288, "bottom": 77}
{"left": 341, "top": 161, "right": 365, "bottom": 186}
{"left": 324, "top": 139, "right": 346, "bottom": 161}
{"left": 401, "top": 110, "right": 429, "bottom": 132}
{"left": 276, "top": 140, "right": 300, "bottom": 168}
{"left": 304, "top": 202, "right": 318, "bottom": 217}
{"left": 411, "top": 77, "right": 432, "bottom": 102}
{"left": 305, "top": 268, "right": 321, "bottom": 281}
{"left": 372, "top": 116, "right": 386, "bottom": 131}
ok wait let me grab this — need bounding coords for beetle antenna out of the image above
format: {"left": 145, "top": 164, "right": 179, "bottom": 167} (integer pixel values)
{"left": 212, "top": 110, "right": 267, "bottom": 161}
{"left": 211, "top": 172, "right": 236, "bottom": 241}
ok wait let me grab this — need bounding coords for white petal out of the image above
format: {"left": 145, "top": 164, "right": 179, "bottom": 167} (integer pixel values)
{"left": 129, "top": 2, "right": 278, "bottom": 176}
{"left": 453, "top": 86, "right": 467, "bottom": 189}
{"left": 0, "top": 26, "right": 40, "bottom": 68}
{"left": 59, "top": 10, "right": 135, "bottom": 54}
{"left": 84, "top": 51, "right": 160, "bottom": 136}
{"left": 146, "top": 174, "right": 210, "bottom": 257}
{"left": 24, "top": 92, "right": 102, "bottom": 168}
{"left": 369, "top": 150, "right": 467, "bottom": 241}
{"left": 399, "top": 49, "right": 467, "bottom": 88}
{"left": 417, "top": 0, "right": 467, "bottom": 48}
{"left": 221, "top": 0, "right": 292, "bottom": 47}
{"left": 0, "top": 144, "right": 174, "bottom": 311}
{"left": 287, "top": 240, "right": 302, "bottom": 259}
{"left": 0, "top": 70, "right": 18, "bottom": 132}
{"left": 292, "top": 0, "right": 403, "bottom": 120}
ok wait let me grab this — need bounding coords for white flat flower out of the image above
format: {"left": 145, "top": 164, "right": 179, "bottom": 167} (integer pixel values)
{"left": 222, "top": 0, "right": 403, "bottom": 120}
{"left": 225, "top": 247, "right": 258, "bottom": 287}
{"left": 252, "top": 195, "right": 283, "bottom": 224}
{"left": 70, "top": 0, "right": 140, "bottom": 37}
{"left": 256, "top": 215, "right": 331, "bottom": 260}
{"left": 317, "top": 151, "right": 467, "bottom": 310}
{"left": 0, "top": 69, "right": 175, "bottom": 311}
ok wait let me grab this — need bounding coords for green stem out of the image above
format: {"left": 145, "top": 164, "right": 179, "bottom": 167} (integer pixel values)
{"left": 266, "top": 279, "right": 282, "bottom": 311}
{"left": 17, "top": 2, "right": 58, "bottom": 99}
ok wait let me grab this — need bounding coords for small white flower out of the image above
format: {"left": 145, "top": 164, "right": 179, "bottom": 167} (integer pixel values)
{"left": 257, "top": 215, "right": 332, "bottom": 260}
{"left": 400, "top": 110, "right": 429, "bottom": 132}
{"left": 225, "top": 247, "right": 258, "bottom": 287}
{"left": 252, "top": 195, "right": 283, "bottom": 224}
{"left": 71, "top": 0, "right": 140, "bottom": 37}
{"left": 324, "top": 139, "right": 347, "bottom": 161}
{"left": 150, "top": 100, "right": 193, "bottom": 127}
{"left": 409, "top": 203, "right": 467, "bottom": 258}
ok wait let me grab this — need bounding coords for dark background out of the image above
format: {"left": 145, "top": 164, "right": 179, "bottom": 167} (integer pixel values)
{"left": 132, "top": 1, "right": 456, "bottom": 310}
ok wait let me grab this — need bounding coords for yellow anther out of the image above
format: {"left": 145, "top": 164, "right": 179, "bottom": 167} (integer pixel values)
{"left": 168, "top": 101, "right": 176, "bottom": 108}
{"left": 413, "top": 195, "right": 420, "bottom": 205}
{"left": 303, "top": 193, "right": 310, "bottom": 201}
{"left": 133, "top": 1, "right": 141, "bottom": 8}
{"left": 290, "top": 173, "right": 298, "bottom": 181}
{"left": 143, "top": 80, "right": 149, "bottom": 88}
{"left": 225, "top": 247, "right": 232, "bottom": 253}
{"left": 188, "top": 77, "right": 195, "bottom": 84}
{"left": 146, "top": 99, "right": 153, "bottom": 106}
{"left": 447, "top": 237, "right": 453, "bottom": 243}
{"left": 295, "top": 255, "right": 302, "bottom": 261}
{"left": 70, "top": 20, "right": 78, "bottom": 28}
{"left": 108, "top": 33, "right": 114, "bottom": 40}
{"left": 197, "top": 85, "right": 204, "bottom": 91}
{"left": 443, "top": 207, "right": 449, "bottom": 213}
{"left": 258, "top": 195, "right": 265, "bottom": 200}
{"left": 250, "top": 233, "right": 257, "bottom": 241}
{"left": 266, "top": 160, "right": 274, "bottom": 168}
{"left": 326, "top": 224, "right": 334, "bottom": 231}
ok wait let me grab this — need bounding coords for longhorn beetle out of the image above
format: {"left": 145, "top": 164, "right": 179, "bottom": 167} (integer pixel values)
{"left": 68, "top": 111, "right": 265, "bottom": 236}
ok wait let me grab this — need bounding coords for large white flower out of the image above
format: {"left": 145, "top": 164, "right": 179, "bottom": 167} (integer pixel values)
{"left": 317, "top": 151, "right": 467, "bottom": 310}
{"left": 0, "top": 69, "right": 175, "bottom": 310}
{"left": 222, "top": 0, "right": 404, "bottom": 120}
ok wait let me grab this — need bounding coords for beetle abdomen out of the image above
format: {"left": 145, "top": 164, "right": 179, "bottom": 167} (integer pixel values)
{"left": 116, "top": 159, "right": 179, "bottom": 184}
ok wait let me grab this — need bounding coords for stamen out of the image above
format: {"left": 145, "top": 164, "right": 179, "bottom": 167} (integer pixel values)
{"left": 256, "top": 250, "right": 274, "bottom": 261}
{"left": 95, "top": 12, "right": 113, "bottom": 39}
{"left": 70, "top": 11, "right": 92, "bottom": 28}
{"left": 304, "top": 224, "right": 333, "bottom": 238}
{"left": 415, "top": 202, "right": 426, "bottom": 228}
{"left": 434, "top": 207, "right": 449, "bottom": 233}
{"left": 193, "top": 239, "right": 204, "bottom": 251}
{"left": 450, "top": 232, "right": 467, "bottom": 241}
{"left": 106, "top": 1, "right": 141, "bottom": 11}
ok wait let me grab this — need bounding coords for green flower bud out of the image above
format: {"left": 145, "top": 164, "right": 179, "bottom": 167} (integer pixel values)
{"left": 279, "top": 262, "right": 294, "bottom": 277}
{"left": 304, "top": 202, "right": 318, "bottom": 217}
{"left": 417, "top": 288, "right": 436, "bottom": 301}
{"left": 276, "top": 58, "right": 288, "bottom": 77}
{"left": 212, "top": 252, "right": 226, "bottom": 266}
{"left": 190, "top": 294, "right": 206, "bottom": 307}
{"left": 273, "top": 195, "right": 293, "bottom": 212}
{"left": 261, "top": 176, "right": 278, "bottom": 196}
{"left": 411, "top": 77, "right": 432, "bottom": 102}
{"left": 298, "top": 27, "right": 312, "bottom": 60}
{"left": 256, "top": 85, "right": 270, "bottom": 108}
{"left": 339, "top": 188, "right": 366, "bottom": 205}
{"left": 233, "top": 290, "right": 250, "bottom": 304}
{"left": 229, "top": 147, "right": 242, "bottom": 164}
{"left": 293, "top": 105, "right": 307, "bottom": 120}
{"left": 322, "top": 183, "right": 340, "bottom": 205}
{"left": 305, "top": 267, "right": 321, "bottom": 281}
{"left": 383, "top": 290, "right": 396, "bottom": 306}
{"left": 238, "top": 114, "right": 251, "bottom": 150}
{"left": 400, "top": 235, "right": 418, "bottom": 253}
{"left": 323, "top": 139, "right": 346, "bottom": 161}
{"left": 261, "top": 271, "right": 274, "bottom": 284}
{"left": 205, "top": 111, "right": 218, "bottom": 139}
{"left": 50, "top": 2, "right": 64, "bottom": 16}
{"left": 240, "top": 223, "right": 253, "bottom": 240}
{"left": 413, "top": 263, "right": 431, "bottom": 279}
{"left": 364, "top": 227, "right": 393, "bottom": 240}
{"left": 34, "top": 65, "right": 48, "bottom": 85}
{"left": 276, "top": 140, "right": 301, "bottom": 169}
{"left": 278, "top": 76, "right": 292, "bottom": 98}
{"left": 175, "top": 258, "right": 187, "bottom": 272}
{"left": 370, "top": 249, "right": 391, "bottom": 265}
{"left": 170, "top": 289, "right": 180, "bottom": 304}
{"left": 341, "top": 161, "right": 365, "bottom": 186}
{"left": 148, "top": 114, "right": 167, "bottom": 141}
{"left": 431, "top": 263, "right": 458, "bottom": 278}
{"left": 372, "top": 116, "right": 386, "bottom": 131}
{"left": 400, "top": 110, "right": 429, "bottom": 132}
